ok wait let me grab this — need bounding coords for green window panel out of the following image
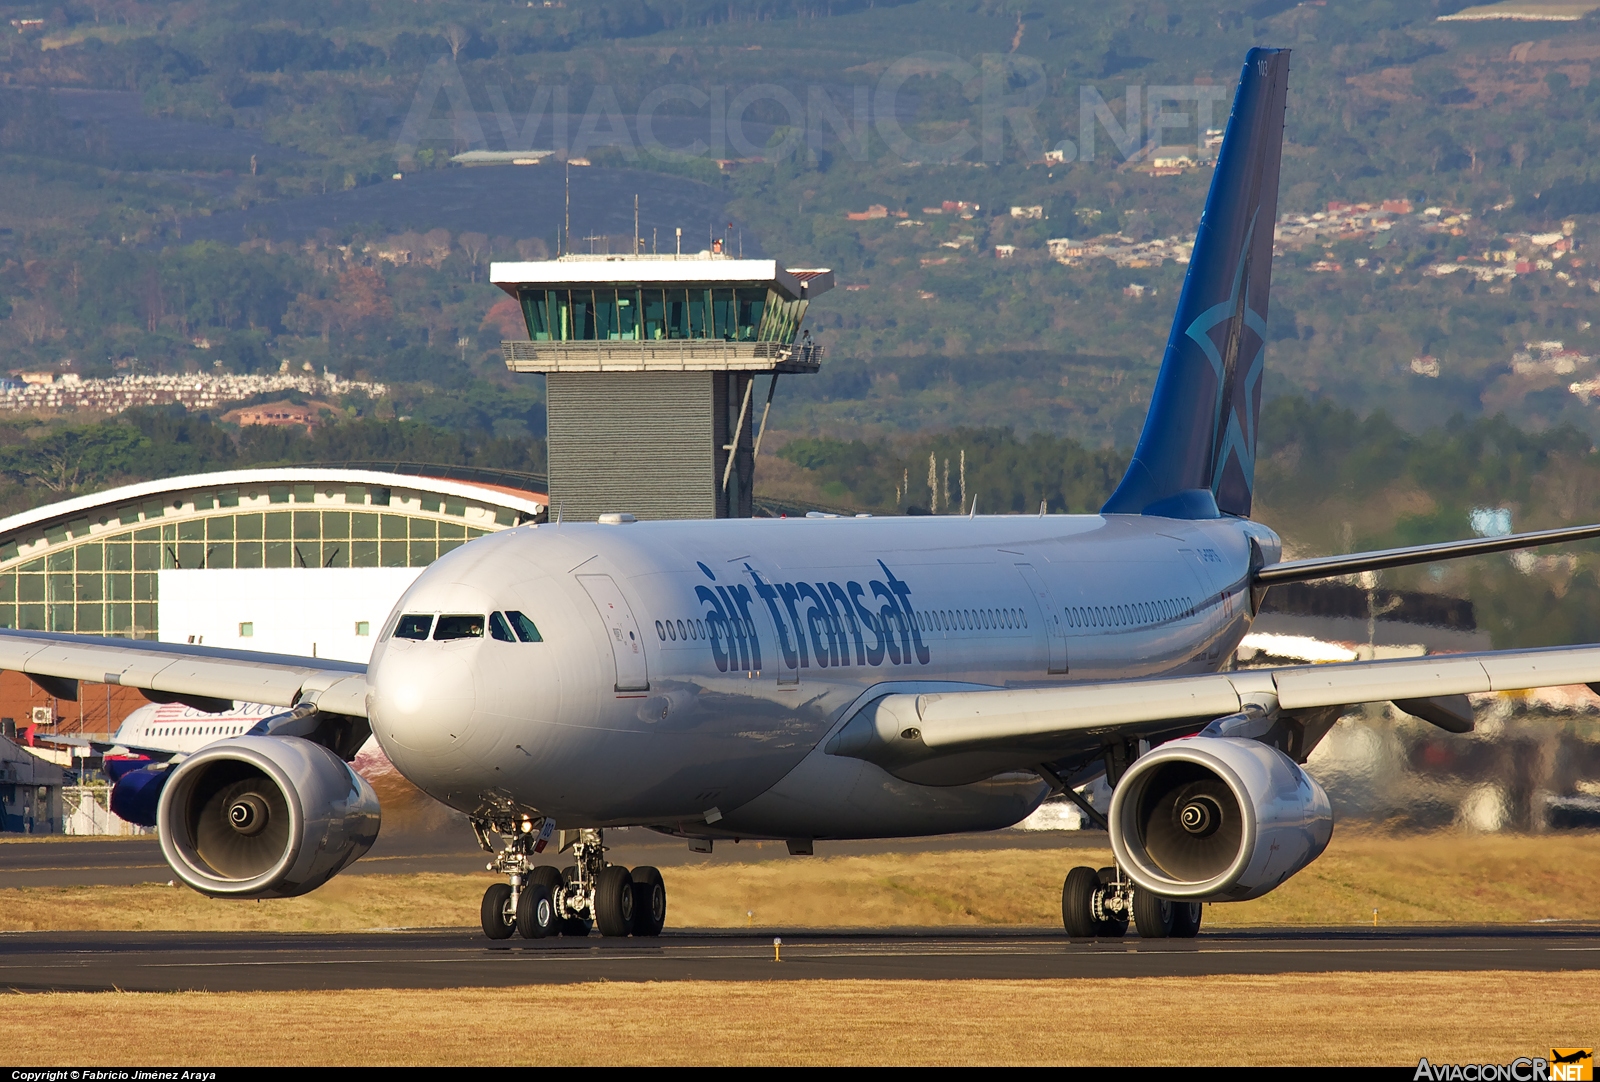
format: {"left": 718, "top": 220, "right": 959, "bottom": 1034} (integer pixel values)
{"left": 293, "top": 484, "right": 314, "bottom": 503}
{"left": 208, "top": 545, "right": 234, "bottom": 569}
{"left": 444, "top": 499, "right": 465, "bottom": 517}
{"left": 439, "top": 522, "right": 465, "bottom": 540}
{"left": 134, "top": 603, "right": 156, "bottom": 637}
{"left": 109, "top": 604, "right": 132, "bottom": 634}
{"left": 268, "top": 486, "right": 290, "bottom": 505}
{"left": 264, "top": 541, "right": 293, "bottom": 568}
{"left": 323, "top": 512, "right": 350, "bottom": 540}
{"left": 237, "top": 513, "right": 264, "bottom": 541}
{"left": 0, "top": 574, "right": 13, "bottom": 602}
{"left": 351, "top": 540, "right": 379, "bottom": 568}
{"left": 193, "top": 494, "right": 214, "bottom": 511}
{"left": 135, "top": 543, "right": 160, "bottom": 571}
{"left": 46, "top": 525, "right": 68, "bottom": 544}
{"left": 409, "top": 518, "right": 436, "bottom": 539}
{"left": 344, "top": 485, "right": 366, "bottom": 506}
{"left": 0, "top": 542, "right": 16, "bottom": 562}
{"left": 77, "top": 545, "right": 102, "bottom": 572}
{"left": 109, "top": 574, "right": 132, "bottom": 602}
{"left": 47, "top": 550, "right": 74, "bottom": 572}
{"left": 264, "top": 512, "right": 291, "bottom": 541}
{"left": 219, "top": 489, "right": 239, "bottom": 508}
{"left": 142, "top": 501, "right": 164, "bottom": 520}
{"left": 291, "top": 543, "right": 317, "bottom": 568}
{"left": 177, "top": 520, "right": 204, "bottom": 542}
{"left": 371, "top": 487, "right": 391, "bottom": 507}
{"left": 161, "top": 524, "right": 177, "bottom": 542}
{"left": 439, "top": 539, "right": 462, "bottom": 557}
{"left": 237, "top": 542, "right": 263, "bottom": 569}
{"left": 176, "top": 543, "right": 205, "bottom": 569}
{"left": 468, "top": 528, "right": 486, "bottom": 540}
{"left": 107, "top": 543, "right": 132, "bottom": 572}
{"left": 133, "top": 527, "right": 158, "bottom": 543}
{"left": 293, "top": 511, "right": 320, "bottom": 540}
{"left": 49, "top": 604, "right": 73, "bottom": 631}
{"left": 76, "top": 574, "right": 102, "bottom": 602}
{"left": 18, "top": 575, "right": 43, "bottom": 603}
{"left": 351, "top": 513, "right": 378, "bottom": 540}
{"left": 409, "top": 540, "right": 436, "bottom": 565}
{"left": 0, "top": 604, "right": 14, "bottom": 628}
{"left": 134, "top": 573, "right": 157, "bottom": 601}
{"left": 208, "top": 517, "right": 234, "bottom": 541}
{"left": 20, "top": 557, "right": 43, "bottom": 573}
{"left": 380, "top": 541, "right": 407, "bottom": 567}
{"left": 48, "top": 574, "right": 73, "bottom": 602}
{"left": 76, "top": 604, "right": 102, "bottom": 633}
{"left": 420, "top": 495, "right": 441, "bottom": 513}
{"left": 322, "top": 542, "right": 349, "bottom": 569}
{"left": 496, "top": 509, "right": 515, "bottom": 526}
{"left": 18, "top": 604, "right": 44, "bottom": 630}
{"left": 380, "top": 514, "right": 407, "bottom": 540}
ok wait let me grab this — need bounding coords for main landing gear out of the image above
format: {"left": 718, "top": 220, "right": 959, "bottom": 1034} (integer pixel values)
{"left": 1061, "top": 865, "right": 1201, "bottom": 940}
{"left": 474, "top": 819, "right": 666, "bottom": 941}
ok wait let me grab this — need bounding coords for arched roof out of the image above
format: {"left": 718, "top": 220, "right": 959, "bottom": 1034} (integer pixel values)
{"left": 0, "top": 468, "right": 547, "bottom": 569}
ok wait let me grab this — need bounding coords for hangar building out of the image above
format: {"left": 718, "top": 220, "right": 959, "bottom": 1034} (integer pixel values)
{"left": 0, "top": 466, "right": 546, "bottom": 669}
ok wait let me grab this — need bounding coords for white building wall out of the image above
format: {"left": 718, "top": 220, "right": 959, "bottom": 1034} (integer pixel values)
{"left": 159, "top": 568, "right": 424, "bottom": 664}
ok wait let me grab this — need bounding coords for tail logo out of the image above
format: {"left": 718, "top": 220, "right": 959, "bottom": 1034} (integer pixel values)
{"left": 1184, "top": 213, "right": 1268, "bottom": 506}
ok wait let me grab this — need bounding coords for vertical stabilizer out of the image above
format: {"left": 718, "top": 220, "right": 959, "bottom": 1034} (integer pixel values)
{"left": 1101, "top": 48, "right": 1290, "bottom": 519}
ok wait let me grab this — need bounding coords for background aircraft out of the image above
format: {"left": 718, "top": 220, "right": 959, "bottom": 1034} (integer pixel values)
{"left": 6, "top": 48, "right": 1600, "bottom": 943}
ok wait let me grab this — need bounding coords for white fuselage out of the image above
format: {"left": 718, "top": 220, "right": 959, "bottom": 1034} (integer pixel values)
{"left": 368, "top": 512, "right": 1280, "bottom": 840}
{"left": 111, "top": 701, "right": 291, "bottom": 756}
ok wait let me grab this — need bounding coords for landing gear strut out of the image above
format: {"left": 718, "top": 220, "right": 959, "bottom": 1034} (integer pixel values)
{"left": 1061, "top": 864, "right": 1200, "bottom": 939}
{"left": 472, "top": 818, "right": 667, "bottom": 940}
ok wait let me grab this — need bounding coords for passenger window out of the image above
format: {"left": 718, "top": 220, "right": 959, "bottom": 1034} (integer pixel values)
{"left": 489, "top": 612, "right": 516, "bottom": 642}
{"left": 395, "top": 614, "right": 433, "bottom": 640}
{"left": 506, "top": 610, "right": 543, "bottom": 643}
{"left": 435, "top": 614, "right": 486, "bottom": 640}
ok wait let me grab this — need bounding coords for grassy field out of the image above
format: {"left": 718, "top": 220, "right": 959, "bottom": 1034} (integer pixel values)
{"left": 5, "top": 972, "right": 1594, "bottom": 1065}
{"left": 2, "top": 829, "right": 1598, "bottom": 932}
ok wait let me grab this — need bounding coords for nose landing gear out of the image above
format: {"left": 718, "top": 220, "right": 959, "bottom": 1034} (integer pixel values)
{"left": 472, "top": 818, "right": 667, "bottom": 940}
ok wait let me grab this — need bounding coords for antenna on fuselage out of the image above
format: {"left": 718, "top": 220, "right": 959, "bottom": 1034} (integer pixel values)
{"left": 970, "top": 496, "right": 977, "bottom": 520}
{"left": 1039, "top": 500, "right": 1046, "bottom": 516}
{"left": 556, "top": 501, "right": 562, "bottom": 526}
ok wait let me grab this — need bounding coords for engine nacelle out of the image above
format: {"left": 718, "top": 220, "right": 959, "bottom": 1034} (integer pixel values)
{"left": 157, "top": 736, "right": 380, "bottom": 898}
{"left": 1108, "top": 736, "right": 1332, "bottom": 902}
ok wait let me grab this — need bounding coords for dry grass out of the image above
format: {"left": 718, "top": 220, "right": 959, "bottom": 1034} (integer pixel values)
{"left": 3, "top": 829, "right": 1598, "bottom": 932}
{"left": 5, "top": 971, "right": 1595, "bottom": 1065}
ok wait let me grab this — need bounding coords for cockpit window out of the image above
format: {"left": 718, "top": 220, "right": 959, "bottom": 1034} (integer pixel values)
{"left": 434, "top": 615, "right": 485, "bottom": 640}
{"left": 505, "top": 610, "right": 543, "bottom": 643}
{"left": 488, "top": 612, "right": 516, "bottom": 642}
{"left": 395, "top": 614, "right": 434, "bottom": 640}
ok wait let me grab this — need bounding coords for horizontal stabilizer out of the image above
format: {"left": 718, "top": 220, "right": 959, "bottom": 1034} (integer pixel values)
{"left": 1255, "top": 521, "right": 1600, "bottom": 585}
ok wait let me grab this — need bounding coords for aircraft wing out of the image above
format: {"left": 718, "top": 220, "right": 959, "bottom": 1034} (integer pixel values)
{"left": 0, "top": 629, "right": 369, "bottom": 718}
{"left": 826, "top": 643, "right": 1600, "bottom": 785}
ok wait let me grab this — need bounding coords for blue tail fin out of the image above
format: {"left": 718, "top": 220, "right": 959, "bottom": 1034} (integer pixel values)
{"left": 1101, "top": 48, "right": 1290, "bottom": 520}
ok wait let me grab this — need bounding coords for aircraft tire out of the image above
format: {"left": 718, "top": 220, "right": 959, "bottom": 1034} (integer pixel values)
{"left": 480, "top": 883, "right": 515, "bottom": 940}
{"left": 594, "top": 865, "right": 636, "bottom": 937}
{"left": 1061, "top": 866, "right": 1100, "bottom": 937}
{"left": 1133, "top": 889, "right": 1175, "bottom": 940}
{"left": 516, "top": 883, "right": 555, "bottom": 939}
{"left": 1170, "top": 900, "right": 1203, "bottom": 938}
{"left": 630, "top": 866, "right": 667, "bottom": 937}
{"left": 1095, "top": 867, "right": 1129, "bottom": 938}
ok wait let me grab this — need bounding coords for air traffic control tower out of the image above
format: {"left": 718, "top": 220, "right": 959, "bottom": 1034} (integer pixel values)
{"left": 490, "top": 253, "right": 833, "bottom": 521}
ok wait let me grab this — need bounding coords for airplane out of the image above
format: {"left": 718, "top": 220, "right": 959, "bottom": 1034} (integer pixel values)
{"left": 7, "top": 46, "right": 1600, "bottom": 942}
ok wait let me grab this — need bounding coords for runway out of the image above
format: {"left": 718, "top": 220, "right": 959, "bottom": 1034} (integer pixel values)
{"left": 2, "top": 926, "right": 1595, "bottom": 992}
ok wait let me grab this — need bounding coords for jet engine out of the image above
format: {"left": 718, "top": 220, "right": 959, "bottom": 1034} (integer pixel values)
{"left": 1108, "top": 736, "right": 1332, "bottom": 902}
{"left": 156, "top": 736, "right": 381, "bottom": 898}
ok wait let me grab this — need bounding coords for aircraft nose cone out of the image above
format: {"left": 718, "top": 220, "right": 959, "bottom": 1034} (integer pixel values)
{"left": 370, "top": 647, "right": 477, "bottom": 756}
